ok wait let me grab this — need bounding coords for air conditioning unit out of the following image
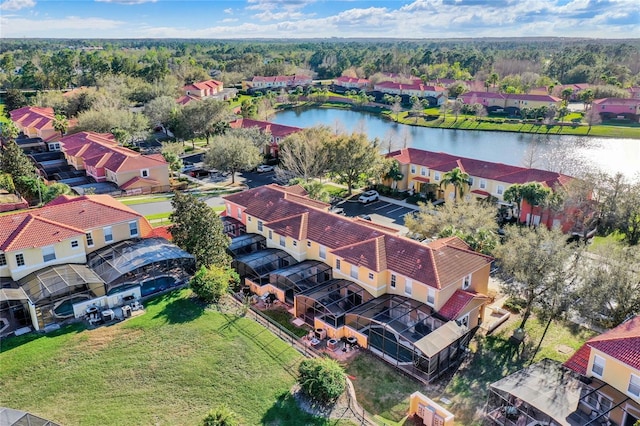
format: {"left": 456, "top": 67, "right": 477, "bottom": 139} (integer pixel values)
{"left": 327, "top": 338, "right": 339, "bottom": 351}
{"left": 315, "top": 328, "right": 327, "bottom": 340}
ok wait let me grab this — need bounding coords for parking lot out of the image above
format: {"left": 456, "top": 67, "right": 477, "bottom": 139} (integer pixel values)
{"left": 337, "top": 198, "right": 418, "bottom": 228}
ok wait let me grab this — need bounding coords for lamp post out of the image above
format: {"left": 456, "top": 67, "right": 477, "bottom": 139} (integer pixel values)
{"left": 35, "top": 171, "right": 43, "bottom": 206}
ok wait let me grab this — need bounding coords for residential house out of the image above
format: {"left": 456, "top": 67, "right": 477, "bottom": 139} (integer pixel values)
{"left": 224, "top": 184, "right": 493, "bottom": 382}
{"left": 628, "top": 87, "right": 640, "bottom": 100}
{"left": 373, "top": 82, "right": 447, "bottom": 105}
{"left": 460, "top": 92, "right": 562, "bottom": 115}
{"left": 9, "top": 106, "right": 62, "bottom": 150}
{"left": 59, "top": 131, "right": 170, "bottom": 194}
{"left": 229, "top": 118, "right": 302, "bottom": 157}
{"left": 558, "top": 83, "right": 591, "bottom": 101}
{"left": 0, "top": 191, "right": 28, "bottom": 213}
{"left": 592, "top": 98, "right": 640, "bottom": 122}
{"left": 333, "top": 76, "right": 370, "bottom": 90}
{"left": 486, "top": 317, "right": 640, "bottom": 426}
{"left": 182, "top": 79, "right": 223, "bottom": 98}
{"left": 387, "top": 148, "right": 582, "bottom": 232}
{"left": 243, "top": 75, "right": 313, "bottom": 91}
{"left": 409, "top": 392, "right": 455, "bottom": 426}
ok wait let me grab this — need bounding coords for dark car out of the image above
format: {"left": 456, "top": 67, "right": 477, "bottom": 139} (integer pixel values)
{"left": 190, "top": 169, "right": 210, "bottom": 178}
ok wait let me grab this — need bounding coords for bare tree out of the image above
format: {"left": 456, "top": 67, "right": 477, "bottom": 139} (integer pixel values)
{"left": 382, "top": 129, "right": 400, "bottom": 154}
{"left": 278, "top": 126, "right": 332, "bottom": 181}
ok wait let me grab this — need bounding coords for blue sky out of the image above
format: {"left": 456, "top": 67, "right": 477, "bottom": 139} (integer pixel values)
{"left": 0, "top": 0, "right": 638, "bottom": 39}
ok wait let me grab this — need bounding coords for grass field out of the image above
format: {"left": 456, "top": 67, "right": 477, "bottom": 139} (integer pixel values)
{"left": 0, "top": 290, "right": 353, "bottom": 426}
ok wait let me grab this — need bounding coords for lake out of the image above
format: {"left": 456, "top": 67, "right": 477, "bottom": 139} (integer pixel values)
{"left": 272, "top": 107, "right": 640, "bottom": 179}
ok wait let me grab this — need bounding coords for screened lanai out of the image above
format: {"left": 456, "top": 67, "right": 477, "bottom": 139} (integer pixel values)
{"left": 228, "top": 233, "right": 267, "bottom": 257}
{"left": 268, "top": 260, "right": 333, "bottom": 304}
{"left": 0, "top": 287, "right": 33, "bottom": 335}
{"left": 232, "top": 248, "right": 297, "bottom": 283}
{"left": 295, "top": 279, "right": 374, "bottom": 328}
{"left": 87, "top": 238, "right": 195, "bottom": 292}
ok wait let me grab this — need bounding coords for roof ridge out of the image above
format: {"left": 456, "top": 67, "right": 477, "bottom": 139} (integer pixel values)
{"left": 298, "top": 211, "right": 309, "bottom": 241}
{"left": 375, "top": 235, "right": 387, "bottom": 271}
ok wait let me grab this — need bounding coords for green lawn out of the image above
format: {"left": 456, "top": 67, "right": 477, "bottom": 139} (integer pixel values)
{"left": 0, "top": 290, "right": 352, "bottom": 426}
{"left": 260, "top": 307, "right": 311, "bottom": 338}
{"left": 345, "top": 352, "right": 422, "bottom": 425}
{"left": 441, "top": 316, "right": 597, "bottom": 426}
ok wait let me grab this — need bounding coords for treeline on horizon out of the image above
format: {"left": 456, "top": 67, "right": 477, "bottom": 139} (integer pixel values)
{"left": 1, "top": 38, "right": 639, "bottom": 93}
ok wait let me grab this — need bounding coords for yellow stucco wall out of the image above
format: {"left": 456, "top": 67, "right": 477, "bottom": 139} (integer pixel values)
{"left": 408, "top": 392, "right": 455, "bottom": 426}
{"left": 114, "top": 165, "right": 170, "bottom": 188}
{"left": 588, "top": 349, "right": 640, "bottom": 404}
{"left": 4, "top": 238, "right": 87, "bottom": 280}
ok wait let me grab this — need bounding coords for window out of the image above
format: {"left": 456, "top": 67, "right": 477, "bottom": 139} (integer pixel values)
{"left": 457, "top": 314, "right": 470, "bottom": 328}
{"left": 247, "top": 216, "right": 252, "bottom": 222}
{"left": 226, "top": 204, "right": 231, "bottom": 215}
{"left": 350, "top": 265, "right": 359, "bottom": 279}
{"left": 71, "top": 240, "right": 79, "bottom": 249}
{"left": 237, "top": 207, "right": 242, "bottom": 219}
{"left": 0, "top": 253, "right": 6, "bottom": 267}
{"left": 629, "top": 374, "right": 640, "bottom": 397}
{"left": 129, "top": 221, "right": 138, "bottom": 237}
{"left": 463, "top": 274, "right": 471, "bottom": 290}
{"left": 427, "top": 288, "right": 435, "bottom": 305}
{"left": 257, "top": 221, "right": 263, "bottom": 232}
{"left": 279, "top": 236, "right": 286, "bottom": 247}
{"left": 497, "top": 185, "right": 504, "bottom": 196}
{"left": 336, "top": 259, "right": 341, "bottom": 270}
{"left": 86, "top": 232, "right": 94, "bottom": 247}
{"left": 319, "top": 245, "right": 326, "bottom": 260}
{"left": 141, "top": 169, "right": 149, "bottom": 178}
{"left": 405, "top": 279, "right": 412, "bottom": 296}
{"left": 15, "top": 253, "right": 25, "bottom": 267}
{"left": 368, "top": 272, "right": 374, "bottom": 280}
{"left": 434, "top": 172, "right": 441, "bottom": 181}
{"left": 104, "top": 226, "right": 113, "bottom": 243}
{"left": 420, "top": 167, "right": 427, "bottom": 176}
{"left": 468, "top": 177, "right": 474, "bottom": 186}
{"left": 410, "top": 165, "right": 416, "bottom": 174}
{"left": 480, "top": 179, "right": 487, "bottom": 189}
{"left": 293, "top": 240, "right": 297, "bottom": 247}
{"left": 42, "top": 246, "right": 56, "bottom": 262}
{"left": 268, "top": 230, "right": 273, "bottom": 240}
{"left": 390, "top": 274, "right": 396, "bottom": 288}
{"left": 592, "top": 355, "right": 605, "bottom": 377}
{"left": 307, "top": 241, "right": 311, "bottom": 247}
{"left": 584, "top": 392, "right": 613, "bottom": 415}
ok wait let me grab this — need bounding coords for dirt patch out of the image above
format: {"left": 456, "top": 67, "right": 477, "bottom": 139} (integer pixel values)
{"left": 81, "top": 325, "right": 141, "bottom": 352}
{"left": 556, "top": 344, "right": 574, "bottom": 355}
{"left": 292, "top": 384, "right": 362, "bottom": 424}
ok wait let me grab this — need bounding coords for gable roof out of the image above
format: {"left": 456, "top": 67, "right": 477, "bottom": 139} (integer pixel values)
{"left": 593, "top": 97, "right": 640, "bottom": 106}
{"left": 10, "top": 106, "right": 55, "bottom": 132}
{"left": 438, "top": 289, "right": 488, "bottom": 320}
{"left": 229, "top": 118, "right": 302, "bottom": 138}
{"left": 0, "top": 214, "right": 85, "bottom": 251}
{"left": 564, "top": 315, "right": 640, "bottom": 374}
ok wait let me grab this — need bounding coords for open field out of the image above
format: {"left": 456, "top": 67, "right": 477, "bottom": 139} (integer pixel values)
{"left": 0, "top": 290, "right": 354, "bottom": 426}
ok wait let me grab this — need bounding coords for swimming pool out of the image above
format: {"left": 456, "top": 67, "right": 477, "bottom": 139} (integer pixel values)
{"left": 140, "top": 276, "right": 176, "bottom": 297}
{"left": 53, "top": 295, "right": 91, "bottom": 318}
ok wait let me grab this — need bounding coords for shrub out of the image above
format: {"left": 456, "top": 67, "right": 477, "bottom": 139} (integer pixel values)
{"left": 202, "top": 404, "right": 240, "bottom": 426}
{"left": 298, "top": 358, "right": 346, "bottom": 405}
{"left": 503, "top": 296, "right": 527, "bottom": 314}
{"left": 190, "top": 265, "right": 239, "bottom": 303}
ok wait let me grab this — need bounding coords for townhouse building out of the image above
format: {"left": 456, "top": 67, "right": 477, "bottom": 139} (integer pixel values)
{"left": 460, "top": 92, "right": 562, "bottom": 115}
{"left": 229, "top": 118, "right": 302, "bottom": 157}
{"left": 387, "top": 148, "right": 582, "bottom": 232}
{"left": 223, "top": 184, "right": 493, "bottom": 382}
{"left": 592, "top": 98, "right": 640, "bottom": 122}
{"left": 243, "top": 75, "right": 313, "bottom": 91}
{"left": 176, "top": 79, "right": 236, "bottom": 105}
{"left": 373, "top": 82, "right": 447, "bottom": 105}
{"left": 333, "top": 76, "right": 371, "bottom": 90}
{"left": 9, "top": 106, "right": 62, "bottom": 150}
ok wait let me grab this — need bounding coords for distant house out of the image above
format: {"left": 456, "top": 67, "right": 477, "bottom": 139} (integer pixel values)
{"left": 59, "top": 132, "right": 170, "bottom": 194}
{"left": 243, "top": 75, "right": 313, "bottom": 91}
{"left": 0, "top": 191, "right": 28, "bottom": 213}
{"left": 460, "top": 92, "right": 562, "bottom": 115}
{"left": 373, "top": 82, "right": 446, "bottom": 105}
{"left": 9, "top": 107, "right": 58, "bottom": 149}
{"left": 333, "top": 76, "right": 370, "bottom": 90}
{"left": 628, "top": 87, "right": 640, "bottom": 100}
{"left": 592, "top": 98, "right": 640, "bottom": 122}
{"left": 558, "top": 83, "right": 591, "bottom": 101}
{"left": 177, "top": 79, "right": 236, "bottom": 105}
{"left": 229, "top": 118, "right": 302, "bottom": 157}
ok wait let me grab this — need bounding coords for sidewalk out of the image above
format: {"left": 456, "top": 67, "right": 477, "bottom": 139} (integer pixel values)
{"left": 378, "top": 194, "right": 419, "bottom": 210}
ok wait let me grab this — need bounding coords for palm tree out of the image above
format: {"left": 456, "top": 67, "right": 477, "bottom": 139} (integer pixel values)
{"left": 440, "top": 167, "right": 470, "bottom": 203}
{"left": 488, "top": 72, "right": 499, "bottom": 89}
{"left": 53, "top": 114, "right": 69, "bottom": 137}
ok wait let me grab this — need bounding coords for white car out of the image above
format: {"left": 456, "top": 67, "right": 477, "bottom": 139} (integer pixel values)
{"left": 256, "top": 164, "right": 274, "bottom": 173}
{"left": 358, "top": 190, "right": 379, "bottom": 203}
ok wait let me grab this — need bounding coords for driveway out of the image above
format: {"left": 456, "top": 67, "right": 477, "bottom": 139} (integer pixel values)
{"left": 338, "top": 197, "right": 418, "bottom": 228}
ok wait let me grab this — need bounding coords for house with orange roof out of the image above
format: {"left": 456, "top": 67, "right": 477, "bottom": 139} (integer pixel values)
{"left": 229, "top": 118, "right": 302, "bottom": 156}
{"left": 59, "top": 131, "right": 170, "bottom": 194}
{"left": 592, "top": 98, "right": 640, "bottom": 122}
{"left": 9, "top": 106, "right": 69, "bottom": 149}
{"left": 387, "top": 148, "right": 587, "bottom": 233}
{"left": 373, "top": 81, "right": 447, "bottom": 105}
{"left": 243, "top": 74, "right": 313, "bottom": 91}
{"left": 486, "top": 317, "right": 640, "bottom": 425}
{"left": 224, "top": 184, "right": 493, "bottom": 382}
{"left": 333, "top": 76, "right": 370, "bottom": 90}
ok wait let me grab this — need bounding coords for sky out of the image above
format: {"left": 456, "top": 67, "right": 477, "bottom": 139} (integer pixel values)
{"left": 0, "top": 0, "right": 638, "bottom": 39}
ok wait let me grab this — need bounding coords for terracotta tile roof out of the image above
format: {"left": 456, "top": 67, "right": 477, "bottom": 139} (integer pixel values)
{"left": 176, "top": 94, "right": 200, "bottom": 105}
{"left": 335, "top": 76, "right": 370, "bottom": 85}
{"left": 229, "top": 118, "right": 302, "bottom": 138}
{"left": 461, "top": 91, "right": 506, "bottom": 101}
{"left": 331, "top": 236, "right": 387, "bottom": 272}
{"left": 251, "top": 75, "right": 312, "bottom": 84}
{"left": 438, "top": 289, "right": 480, "bottom": 320}
{"left": 10, "top": 106, "right": 55, "bottom": 133}
{"left": 565, "top": 316, "right": 640, "bottom": 374}
{"left": 374, "top": 82, "right": 445, "bottom": 92}
{"left": 563, "top": 344, "right": 591, "bottom": 375}
{"left": 506, "top": 93, "right": 561, "bottom": 102}
{"left": 0, "top": 214, "right": 85, "bottom": 251}
{"left": 150, "top": 225, "right": 172, "bottom": 241}
{"left": 593, "top": 97, "right": 640, "bottom": 106}
{"left": 120, "top": 176, "right": 160, "bottom": 190}
{"left": 266, "top": 212, "right": 309, "bottom": 241}
{"left": 282, "top": 184, "right": 308, "bottom": 196}
{"left": 471, "top": 189, "right": 491, "bottom": 197}
{"left": 182, "top": 79, "right": 223, "bottom": 94}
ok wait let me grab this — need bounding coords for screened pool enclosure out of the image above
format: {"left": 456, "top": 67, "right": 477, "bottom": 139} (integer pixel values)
{"left": 232, "top": 248, "right": 297, "bottom": 284}
{"left": 267, "top": 260, "right": 333, "bottom": 303}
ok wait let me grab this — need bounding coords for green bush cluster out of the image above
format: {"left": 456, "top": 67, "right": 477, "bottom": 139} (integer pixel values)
{"left": 502, "top": 297, "right": 527, "bottom": 314}
{"left": 298, "top": 357, "right": 346, "bottom": 405}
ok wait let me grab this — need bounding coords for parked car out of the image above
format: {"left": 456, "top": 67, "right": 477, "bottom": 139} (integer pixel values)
{"left": 190, "top": 169, "right": 210, "bottom": 178}
{"left": 256, "top": 164, "right": 274, "bottom": 173}
{"left": 358, "top": 190, "right": 379, "bottom": 203}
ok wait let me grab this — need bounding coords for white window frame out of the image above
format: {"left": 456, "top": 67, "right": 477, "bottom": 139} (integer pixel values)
{"left": 591, "top": 354, "right": 605, "bottom": 377}
{"left": 42, "top": 246, "right": 56, "bottom": 263}
{"left": 405, "top": 279, "right": 412, "bottom": 296}
{"left": 104, "top": 226, "right": 113, "bottom": 243}
{"left": 427, "top": 288, "right": 435, "bottom": 306}
{"left": 307, "top": 241, "right": 311, "bottom": 247}
{"left": 368, "top": 272, "right": 374, "bottom": 280}
{"left": 350, "top": 265, "right": 359, "bottom": 279}
{"left": 237, "top": 207, "right": 242, "bottom": 220}
{"left": 468, "top": 177, "right": 474, "bottom": 186}
{"left": 457, "top": 313, "right": 470, "bottom": 329}
{"left": 15, "top": 253, "right": 25, "bottom": 267}
{"left": 420, "top": 167, "right": 427, "bottom": 176}
{"left": 390, "top": 274, "right": 396, "bottom": 288}
{"left": 497, "top": 185, "right": 504, "bottom": 196}
{"left": 257, "top": 220, "right": 263, "bottom": 232}
{"left": 319, "top": 245, "right": 326, "bottom": 260}
{"left": 140, "top": 168, "right": 150, "bottom": 178}
{"left": 71, "top": 240, "right": 79, "bottom": 249}
{"left": 279, "top": 235, "right": 286, "bottom": 247}
{"left": 226, "top": 204, "right": 231, "bottom": 215}
{"left": 584, "top": 391, "right": 613, "bottom": 416}
{"left": 628, "top": 374, "right": 640, "bottom": 398}
{"left": 268, "top": 230, "right": 273, "bottom": 240}
{"left": 463, "top": 274, "right": 472, "bottom": 290}
{"left": 480, "top": 179, "right": 487, "bottom": 189}
{"left": 293, "top": 240, "right": 297, "bottom": 247}
{"left": 336, "top": 259, "right": 341, "bottom": 270}
{"left": 434, "top": 171, "right": 441, "bottom": 181}
{"left": 410, "top": 165, "right": 416, "bottom": 174}
{"left": 86, "top": 232, "right": 94, "bottom": 247}
{"left": 0, "top": 253, "right": 6, "bottom": 267}
{"left": 129, "top": 221, "right": 139, "bottom": 237}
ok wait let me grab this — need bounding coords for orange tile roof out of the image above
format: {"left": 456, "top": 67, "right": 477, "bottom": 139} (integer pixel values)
{"left": 10, "top": 106, "right": 55, "bottom": 132}
{"left": 438, "top": 289, "right": 487, "bottom": 320}
{"left": 120, "top": 176, "right": 160, "bottom": 190}
{"left": 0, "top": 214, "right": 85, "bottom": 251}
{"left": 565, "top": 316, "right": 640, "bottom": 373}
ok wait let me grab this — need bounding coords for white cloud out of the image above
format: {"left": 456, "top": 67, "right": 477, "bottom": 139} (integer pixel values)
{"left": 1, "top": 15, "right": 124, "bottom": 37}
{"left": 0, "top": 0, "right": 35, "bottom": 11}
{"left": 253, "top": 10, "right": 308, "bottom": 21}
{"left": 221, "top": 18, "right": 238, "bottom": 23}
{"left": 247, "top": 0, "right": 315, "bottom": 11}
{"left": 224, "top": 8, "right": 233, "bottom": 14}
{"left": 95, "top": 0, "right": 157, "bottom": 4}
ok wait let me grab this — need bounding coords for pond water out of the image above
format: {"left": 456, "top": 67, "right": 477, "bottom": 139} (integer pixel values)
{"left": 272, "top": 107, "right": 640, "bottom": 179}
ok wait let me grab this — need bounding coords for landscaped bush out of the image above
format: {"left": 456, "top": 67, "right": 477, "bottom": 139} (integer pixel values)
{"left": 503, "top": 296, "right": 527, "bottom": 314}
{"left": 190, "top": 265, "right": 239, "bottom": 303}
{"left": 298, "top": 357, "right": 346, "bottom": 405}
{"left": 202, "top": 404, "right": 240, "bottom": 426}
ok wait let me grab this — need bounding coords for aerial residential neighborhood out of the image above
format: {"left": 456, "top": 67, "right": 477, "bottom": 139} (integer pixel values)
{"left": 0, "top": 2, "right": 639, "bottom": 425}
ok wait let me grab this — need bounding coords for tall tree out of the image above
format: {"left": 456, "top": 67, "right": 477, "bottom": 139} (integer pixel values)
{"left": 495, "top": 226, "right": 580, "bottom": 330}
{"left": 325, "top": 133, "right": 380, "bottom": 195}
{"left": 440, "top": 167, "right": 470, "bottom": 203}
{"left": 0, "top": 139, "right": 36, "bottom": 197}
{"left": 503, "top": 183, "right": 524, "bottom": 219}
{"left": 4, "top": 89, "right": 28, "bottom": 114}
{"left": 520, "top": 182, "right": 551, "bottom": 226}
{"left": 204, "top": 133, "right": 262, "bottom": 184}
{"left": 52, "top": 113, "right": 69, "bottom": 137}
{"left": 170, "top": 192, "right": 231, "bottom": 268}
{"left": 183, "top": 99, "right": 234, "bottom": 144}
{"left": 278, "top": 126, "right": 331, "bottom": 181}
{"left": 144, "top": 95, "right": 178, "bottom": 135}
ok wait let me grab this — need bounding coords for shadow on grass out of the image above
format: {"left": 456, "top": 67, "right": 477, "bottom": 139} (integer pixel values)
{"left": 261, "top": 392, "right": 344, "bottom": 426}
{"left": 148, "top": 290, "right": 206, "bottom": 324}
{"left": 0, "top": 322, "right": 85, "bottom": 354}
